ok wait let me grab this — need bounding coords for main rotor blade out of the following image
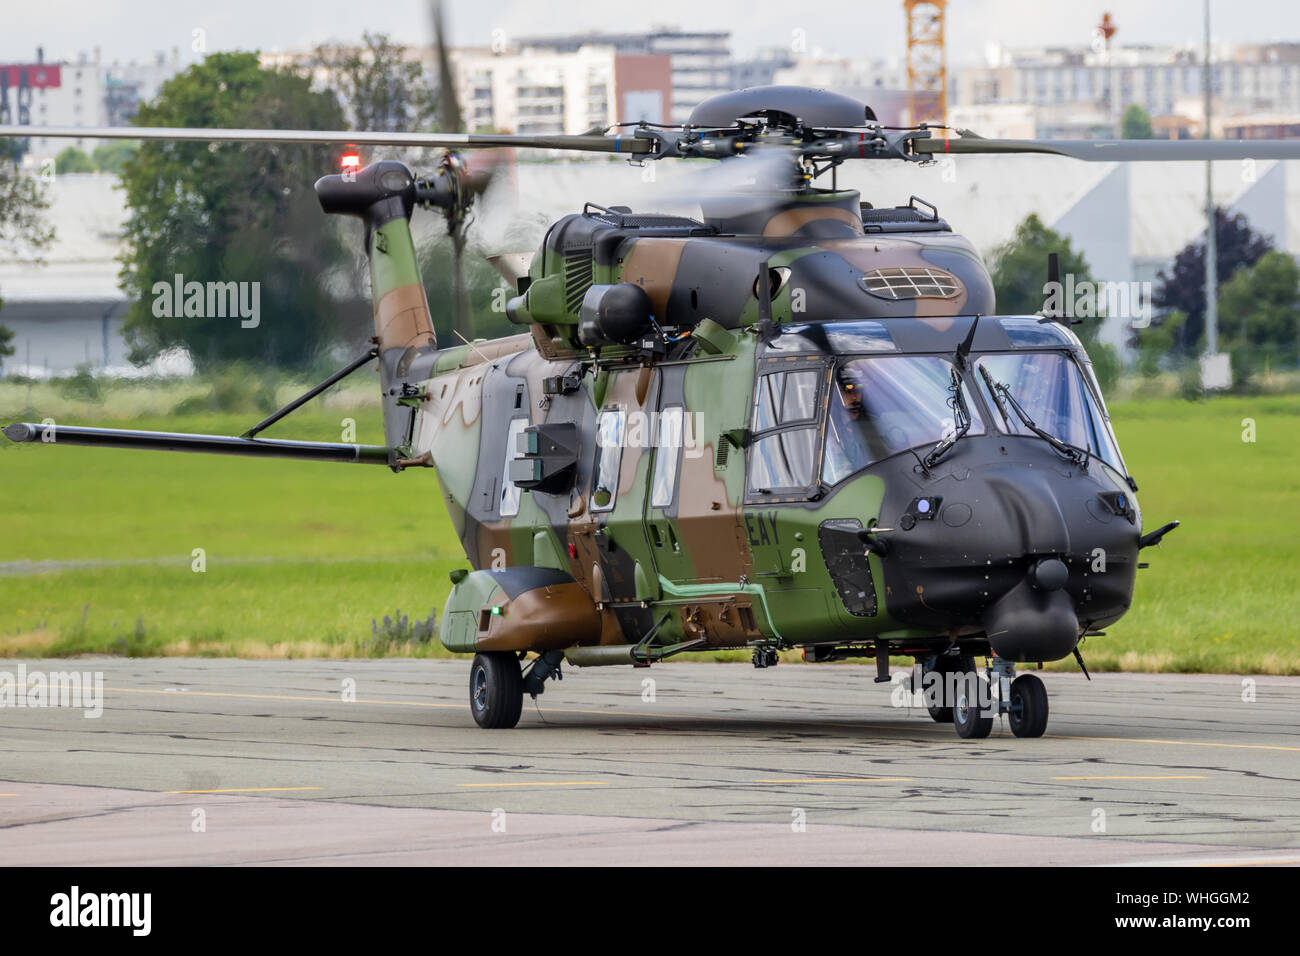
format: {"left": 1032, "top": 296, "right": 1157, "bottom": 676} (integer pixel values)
{"left": 0, "top": 124, "right": 653, "bottom": 154}
{"left": 430, "top": 0, "right": 463, "bottom": 135}
{"left": 914, "top": 136, "right": 1300, "bottom": 162}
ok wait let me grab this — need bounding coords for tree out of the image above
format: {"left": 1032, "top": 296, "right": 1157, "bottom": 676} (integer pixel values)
{"left": 1135, "top": 309, "right": 1187, "bottom": 377}
{"left": 55, "top": 146, "right": 95, "bottom": 174}
{"left": 1217, "top": 250, "right": 1300, "bottom": 351}
{"left": 989, "top": 213, "right": 1120, "bottom": 387}
{"left": 990, "top": 214, "right": 1090, "bottom": 315}
{"left": 1121, "top": 103, "right": 1153, "bottom": 139}
{"left": 118, "top": 52, "right": 350, "bottom": 370}
{"left": 0, "top": 158, "right": 56, "bottom": 369}
{"left": 1153, "top": 207, "right": 1273, "bottom": 352}
{"left": 417, "top": 241, "right": 515, "bottom": 343}
{"left": 311, "top": 33, "right": 438, "bottom": 135}
{"left": 0, "top": 136, "right": 28, "bottom": 166}
{"left": 92, "top": 140, "right": 138, "bottom": 175}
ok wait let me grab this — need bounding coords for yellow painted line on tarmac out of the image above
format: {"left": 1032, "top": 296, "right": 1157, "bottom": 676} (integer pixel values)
{"left": 162, "top": 787, "right": 323, "bottom": 794}
{"left": 1052, "top": 775, "right": 1207, "bottom": 781}
{"left": 1201, "top": 858, "right": 1300, "bottom": 867}
{"left": 457, "top": 781, "right": 609, "bottom": 788}
{"left": 108, "top": 686, "right": 463, "bottom": 709}
{"left": 105, "top": 686, "right": 1300, "bottom": 754}
{"left": 754, "top": 777, "right": 914, "bottom": 784}
{"left": 1045, "top": 733, "right": 1300, "bottom": 753}
{"left": 105, "top": 686, "right": 742, "bottom": 721}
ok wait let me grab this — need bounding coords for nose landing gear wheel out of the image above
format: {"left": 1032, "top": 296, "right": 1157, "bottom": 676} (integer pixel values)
{"left": 470, "top": 651, "right": 524, "bottom": 729}
{"left": 952, "top": 671, "right": 993, "bottom": 739}
{"left": 1008, "top": 673, "right": 1049, "bottom": 738}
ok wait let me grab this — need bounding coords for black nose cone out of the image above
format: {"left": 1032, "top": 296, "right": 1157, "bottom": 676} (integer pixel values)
{"left": 982, "top": 577, "right": 1080, "bottom": 662}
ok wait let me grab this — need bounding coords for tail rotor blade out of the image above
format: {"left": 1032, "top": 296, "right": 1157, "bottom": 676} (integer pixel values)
{"left": 451, "top": 226, "right": 470, "bottom": 340}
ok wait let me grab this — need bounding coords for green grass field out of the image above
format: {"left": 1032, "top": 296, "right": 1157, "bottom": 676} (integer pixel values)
{"left": 0, "top": 387, "right": 1297, "bottom": 672}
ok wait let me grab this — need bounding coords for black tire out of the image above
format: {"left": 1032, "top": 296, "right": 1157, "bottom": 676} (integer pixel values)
{"left": 952, "top": 670, "right": 993, "bottom": 739}
{"left": 923, "top": 654, "right": 976, "bottom": 723}
{"left": 469, "top": 652, "right": 524, "bottom": 729}
{"left": 1008, "top": 673, "right": 1049, "bottom": 738}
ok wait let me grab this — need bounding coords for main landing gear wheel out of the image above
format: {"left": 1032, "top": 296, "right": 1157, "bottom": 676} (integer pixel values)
{"left": 1008, "top": 673, "right": 1049, "bottom": 738}
{"left": 923, "top": 654, "right": 976, "bottom": 723}
{"left": 469, "top": 651, "right": 523, "bottom": 729}
{"left": 952, "top": 670, "right": 993, "bottom": 739}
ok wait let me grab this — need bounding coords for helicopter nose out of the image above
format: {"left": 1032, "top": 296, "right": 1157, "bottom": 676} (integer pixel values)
{"left": 877, "top": 444, "right": 1140, "bottom": 662}
{"left": 973, "top": 469, "right": 1084, "bottom": 660}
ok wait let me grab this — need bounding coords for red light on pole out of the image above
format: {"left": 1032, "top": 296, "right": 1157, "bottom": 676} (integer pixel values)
{"left": 341, "top": 149, "right": 361, "bottom": 171}
{"left": 1098, "top": 12, "right": 1117, "bottom": 45}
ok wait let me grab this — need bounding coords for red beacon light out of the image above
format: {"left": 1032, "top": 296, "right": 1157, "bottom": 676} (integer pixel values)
{"left": 340, "top": 149, "right": 361, "bottom": 172}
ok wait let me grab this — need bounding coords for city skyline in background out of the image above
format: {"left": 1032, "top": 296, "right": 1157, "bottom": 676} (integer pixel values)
{"left": 5, "top": 0, "right": 1300, "bottom": 378}
{"left": 6, "top": 0, "right": 1300, "bottom": 71}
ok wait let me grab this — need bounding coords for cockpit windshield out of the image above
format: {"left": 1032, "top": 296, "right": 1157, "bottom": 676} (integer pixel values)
{"left": 973, "top": 351, "right": 1124, "bottom": 473}
{"left": 822, "top": 355, "right": 984, "bottom": 485}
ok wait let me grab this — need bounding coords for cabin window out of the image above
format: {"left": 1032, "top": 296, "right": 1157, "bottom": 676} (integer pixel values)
{"left": 591, "top": 408, "right": 625, "bottom": 512}
{"left": 651, "top": 406, "right": 684, "bottom": 508}
{"left": 499, "top": 417, "right": 529, "bottom": 517}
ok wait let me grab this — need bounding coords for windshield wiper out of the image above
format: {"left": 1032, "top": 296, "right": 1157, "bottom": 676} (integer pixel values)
{"left": 923, "top": 367, "right": 973, "bottom": 469}
{"left": 978, "top": 366, "right": 1090, "bottom": 470}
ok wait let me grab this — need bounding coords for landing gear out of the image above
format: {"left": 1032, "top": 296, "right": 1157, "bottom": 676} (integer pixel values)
{"left": 469, "top": 652, "right": 523, "bottom": 729}
{"left": 752, "top": 646, "right": 779, "bottom": 668}
{"left": 921, "top": 653, "right": 976, "bottom": 723}
{"left": 1008, "top": 673, "right": 1049, "bottom": 738}
{"left": 952, "top": 670, "right": 993, "bottom": 739}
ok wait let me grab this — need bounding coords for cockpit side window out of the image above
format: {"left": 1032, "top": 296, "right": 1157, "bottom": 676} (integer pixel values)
{"left": 747, "top": 365, "right": 826, "bottom": 497}
{"left": 752, "top": 369, "right": 820, "bottom": 431}
{"left": 749, "top": 428, "right": 820, "bottom": 494}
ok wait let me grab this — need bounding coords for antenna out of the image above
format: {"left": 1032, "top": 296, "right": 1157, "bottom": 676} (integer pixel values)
{"left": 755, "top": 259, "right": 778, "bottom": 341}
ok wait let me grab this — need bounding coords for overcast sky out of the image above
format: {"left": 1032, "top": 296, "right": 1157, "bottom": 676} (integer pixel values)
{"left": 4, "top": 0, "right": 1299, "bottom": 69}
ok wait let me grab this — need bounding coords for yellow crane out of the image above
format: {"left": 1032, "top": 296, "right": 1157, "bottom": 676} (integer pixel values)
{"left": 905, "top": 0, "right": 947, "bottom": 126}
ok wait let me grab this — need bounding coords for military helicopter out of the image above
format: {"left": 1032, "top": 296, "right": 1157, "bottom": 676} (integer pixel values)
{"left": 7, "top": 48, "right": 1299, "bottom": 737}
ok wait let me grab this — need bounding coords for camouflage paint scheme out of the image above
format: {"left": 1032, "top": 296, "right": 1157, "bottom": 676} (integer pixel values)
{"left": 359, "top": 185, "right": 1142, "bottom": 663}
{"left": 0, "top": 84, "right": 1200, "bottom": 729}
{"left": 0, "top": 151, "right": 1146, "bottom": 673}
